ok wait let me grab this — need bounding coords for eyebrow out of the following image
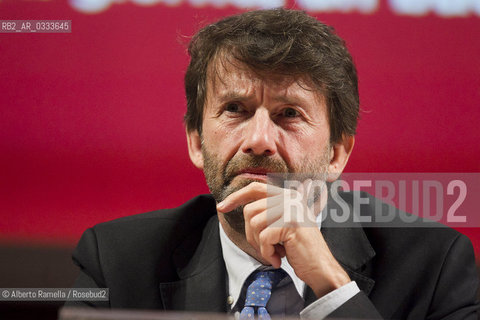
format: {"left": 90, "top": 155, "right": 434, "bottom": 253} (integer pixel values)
{"left": 271, "top": 95, "right": 298, "bottom": 105}
{"left": 216, "top": 91, "right": 302, "bottom": 105}
{"left": 216, "top": 91, "right": 255, "bottom": 103}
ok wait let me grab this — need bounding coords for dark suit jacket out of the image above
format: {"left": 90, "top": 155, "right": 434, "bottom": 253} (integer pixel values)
{"left": 68, "top": 192, "right": 479, "bottom": 319}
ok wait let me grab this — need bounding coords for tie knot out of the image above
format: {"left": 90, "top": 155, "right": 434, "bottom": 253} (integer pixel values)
{"left": 253, "top": 271, "right": 285, "bottom": 288}
{"left": 244, "top": 270, "right": 285, "bottom": 308}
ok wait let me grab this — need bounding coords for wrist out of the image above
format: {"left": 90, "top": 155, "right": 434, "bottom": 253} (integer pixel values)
{"left": 305, "top": 266, "right": 351, "bottom": 298}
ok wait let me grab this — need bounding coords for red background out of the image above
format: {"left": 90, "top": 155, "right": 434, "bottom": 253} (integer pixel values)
{"left": 1, "top": 1, "right": 479, "bottom": 257}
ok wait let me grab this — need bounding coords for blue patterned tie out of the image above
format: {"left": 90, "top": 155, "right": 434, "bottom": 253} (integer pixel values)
{"left": 239, "top": 270, "right": 285, "bottom": 320}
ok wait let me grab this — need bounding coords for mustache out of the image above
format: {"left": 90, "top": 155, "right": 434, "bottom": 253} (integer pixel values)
{"left": 223, "top": 154, "right": 290, "bottom": 185}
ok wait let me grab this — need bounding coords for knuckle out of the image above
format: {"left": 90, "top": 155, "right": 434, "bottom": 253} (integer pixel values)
{"left": 243, "top": 204, "right": 253, "bottom": 219}
{"left": 258, "top": 230, "right": 268, "bottom": 243}
{"left": 251, "top": 182, "right": 267, "bottom": 194}
{"left": 250, "top": 215, "right": 261, "bottom": 230}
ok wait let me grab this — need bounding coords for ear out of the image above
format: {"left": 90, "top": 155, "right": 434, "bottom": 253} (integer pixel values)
{"left": 186, "top": 128, "right": 204, "bottom": 170}
{"left": 326, "top": 135, "right": 354, "bottom": 182}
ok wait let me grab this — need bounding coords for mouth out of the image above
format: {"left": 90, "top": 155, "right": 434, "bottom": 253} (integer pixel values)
{"left": 236, "top": 168, "right": 273, "bottom": 182}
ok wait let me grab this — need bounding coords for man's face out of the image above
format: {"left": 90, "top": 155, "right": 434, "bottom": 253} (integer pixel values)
{"left": 196, "top": 57, "right": 334, "bottom": 228}
{"left": 186, "top": 56, "right": 351, "bottom": 232}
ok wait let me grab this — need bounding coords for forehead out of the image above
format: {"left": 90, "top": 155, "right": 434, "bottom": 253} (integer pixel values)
{"left": 205, "top": 53, "right": 325, "bottom": 104}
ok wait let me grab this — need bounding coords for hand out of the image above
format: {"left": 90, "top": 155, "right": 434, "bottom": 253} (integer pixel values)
{"left": 217, "top": 180, "right": 351, "bottom": 298}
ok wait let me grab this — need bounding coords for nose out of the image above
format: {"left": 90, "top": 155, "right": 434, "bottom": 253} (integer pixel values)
{"left": 241, "top": 108, "right": 277, "bottom": 156}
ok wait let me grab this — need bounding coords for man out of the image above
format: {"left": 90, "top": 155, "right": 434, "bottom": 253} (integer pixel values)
{"left": 68, "top": 8, "right": 479, "bottom": 319}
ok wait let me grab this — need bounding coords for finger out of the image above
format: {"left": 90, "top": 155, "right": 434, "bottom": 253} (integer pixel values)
{"left": 244, "top": 205, "right": 266, "bottom": 252}
{"left": 217, "top": 182, "right": 267, "bottom": 213}
{"left": 246, "top": 202, "right": 285, "bottom": 250}
{"left": 243, "top": 195, "right": 283, "bottom": 221}
{"left": 217, "top": 182, "right": 284, "bottom": 213}
{"left": 258, "top": 227, "right": 285, "bottom": 268}
{"left": 266, "top": 183, "right": 285, "bottom": 197}
{"left": 244, "top": 196, "right": 284, "bottom": 246}
{"left": 277, "top": 187, "right": 309, "bottom": 227}
{"left": 264, "top": 201, "right": 293, "bottom": 228}
{"left": 243, "top": 198, "right": 268, "bottom": 221}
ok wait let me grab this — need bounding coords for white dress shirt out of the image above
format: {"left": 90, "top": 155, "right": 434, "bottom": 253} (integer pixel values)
{"left": 219, "top": 210, "right": 360, "bottom": 319}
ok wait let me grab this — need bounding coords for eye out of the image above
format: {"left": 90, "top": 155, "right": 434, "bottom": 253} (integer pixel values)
{"left": 224, "top": 102, "right": 242, "bottom": 113}
{"left": 282, "top": 107, "right": 300, "bottom": 118}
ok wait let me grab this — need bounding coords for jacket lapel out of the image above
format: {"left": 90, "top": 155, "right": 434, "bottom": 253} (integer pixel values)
{"left": 305, "top": 192, "right": 376, "bottom": 306}
{"left": 159, "top": 215, "right": 228, "bottom": 312}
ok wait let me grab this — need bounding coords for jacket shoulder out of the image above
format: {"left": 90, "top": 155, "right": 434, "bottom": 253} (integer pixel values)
{"left": 72, "top": 194, "right": 217, "bottom": 287}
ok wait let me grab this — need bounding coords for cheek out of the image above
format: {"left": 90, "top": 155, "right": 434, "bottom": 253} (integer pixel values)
{"left": 277, "top": 129, "right": 330, "bottom": 166}
{"left": 202, "top": 121, "right": 243, "bottom": 161}
{"left": 205, "top": 127, "right": 233, "bottom": 149}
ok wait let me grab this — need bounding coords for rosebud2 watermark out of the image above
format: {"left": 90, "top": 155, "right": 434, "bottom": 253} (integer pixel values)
{"left": 265, "top": 173, "right": 480, "bottom": 228}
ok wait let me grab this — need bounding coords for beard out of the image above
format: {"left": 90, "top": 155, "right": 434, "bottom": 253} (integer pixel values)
{"left": 202, "top": 144, "right": 331, "bottom": 235}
